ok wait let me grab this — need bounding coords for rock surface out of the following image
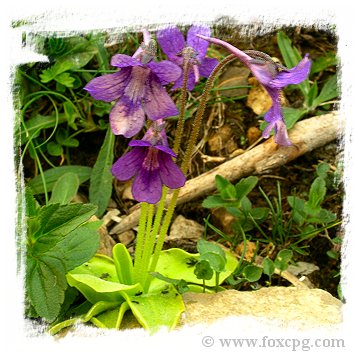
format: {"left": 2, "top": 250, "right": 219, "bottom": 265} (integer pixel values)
{"left": 181, "top": 287, "right": 342, "bottom": 329}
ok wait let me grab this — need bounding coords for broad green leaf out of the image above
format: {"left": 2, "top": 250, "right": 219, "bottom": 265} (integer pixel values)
{"left": 250, "top": 207, "right": 269, "bottom": 221}
{"left": 240, "top": 196, "right": 252, "bottom": 212}
{"left": 55, "top": 72, "right": 75, "bottom": 87}
{"left": 56, "top": 46, "right": 97, "bottom": 70}
{"left": 306, "top": 208, "right": 336, "bottom": 224}
{"left": 215, "top": 175, "right": 236, "bottom": 199}
{"left": 307, "top": 81, "right": 318, "bottom": 108}
{"left": 242, "top": 265, "right": 262, "bottom": 282}
{"left": 197, "top": 239, "right": 226, "bottom": 258}
{"left": 312, "top": 75, "right": 339, "bottom": 108}
{"left": 156, "top": 248, "right": 238, "bottom": 287}
{"left": 234, "top": 176, "right": 258, "bottom": 201}
{"left": 40, "top": 60, "right": 73, "bottom": 83}
{"left": 69, "top": 255, "right": 119, "bottom": 281}
{"left": 54, "top": 128, "right": 80, "bottom": 148}
{"left": 37, "top": 203, "right": 97, "bottom": 237}
{"left": 112, "top": 243, "right": 134, "bottom": 285}
{"left": 56, "top": 226, "right": 100, "bottom": 271}
{"left": 194, "top": 260, "right": 214, "bottom": 280}
{"left": 307, "top": 177, "right": 326, "bottom": 210}
{"left": 274, "top": 249, "right": 293, "bottom": 271}
{"left": 47, "top": 141, "right": 63, "bottom": 156}
{"left": 283, "top": 107, "right": 307, "bottom": 129}
{"left": 28, "top": 165, "right": 92, "bottom": 194}
{"left": 310, "top": 52, "right": 337, "bottom": 75}
{"left": 66, "top": 274, "right": 141, "bottom": 304}
{"left": 19, "top": 113, "right": 67, "bottom": 144}
{"left": 121, "top": 285, "right": 185, "bottom": 332}
{"left": 63, "top": 101, "right": 78, "bottom": 130}
{"left": 277, "top": 31, "right": 310, "bottom": 97}
{"left": 197, "top": 239, "right": 227, "bottom": 272}
{"left": 202, "top": 195, "right": 231, "bottom": 209}
{"left": 199, "top": 252, "right": 226, "bottom": 273}
{"left": 24, "top": 186, "right": 39, "bottom": 217}
{"left": 287, "top": 196, "right": 306, "bottom": 226}
{"left": 83, "top": 301, "right": 121, "bottom": 323}
{"left": 263, "top": 257, "right": 275, "bottom": 277}
{"left": 277, "top": 31, "right": 302, "bottom": 68}
{"left": 49, "top": 172, "right": 80, "bottom": 205}
{"left": 215, "top": 175, "right": 230, "bottom": 191}
{"left": 90, "top": 302, "right": 129, "bottom": 329}
{"left": 89, "top": 129, "right": 115, "bottom": 217}
{"left": 26, "top": 252, "right": 67, "bottom": 322}
{"left": 316, "top": 163, "right": 330, "bottom": 179}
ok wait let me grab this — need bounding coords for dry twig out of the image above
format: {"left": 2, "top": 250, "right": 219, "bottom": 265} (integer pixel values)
{"left": 110, "top": 111, "right": 343, "bottom": 235}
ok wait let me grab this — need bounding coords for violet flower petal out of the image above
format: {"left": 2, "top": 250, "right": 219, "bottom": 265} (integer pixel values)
{"left": 143, "top": 74, "right": 179, "bottom": 119}
{"left": 270, "top": 55, "right": 311, "bottom": 88}
{"left": 274, "top": 121, "right": 292, "bottom": 146}
{"left": 123, "top": 66, "right": 150, "bottom": 104}
{"left": 158, "top": 152, "right": 186, "bottom": 189}
{"left": 111, "top": 147, "right": 146, "bottom": 181}
{"left": 132, "top": 167, "right": 162, "bottom": 204}
{"left": 155, "top": 145, "right": 177, "bottom": 158}
{"left": 156, "top": 26, "right": 185, "bottom": 60}
{"left": 187, "top": 25, "right": 211, "bottom": 62}
{"left": 110, "top": 54, "right": 143, "bottom": 68}
{"left": 109, "top": 98, "right": 145, "bottom": 137}
{"left": 198, "top": 57, "right": 219, "bottom": 78}
{"left": 129, "top": 140, "right": 152, "bottom": 147}
{"left": 84, "top": 68, "right": 130, "bottom": 102}
{"left": 262, "top": 103, "right": 292, "bottom": 146}
{"left": 171, "top": 71, "right": 196, "bottom": 91}
{"left": 146, "top": 60, "right": 182, "bottom": 85}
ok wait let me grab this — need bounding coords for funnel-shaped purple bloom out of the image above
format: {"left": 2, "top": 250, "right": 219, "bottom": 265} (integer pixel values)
{"left": 197, "top": 35, "right": 311, "bottom": 146}
{"left": 85, "top": 31, "right": 182, "bottom": 138}
{"left": 112, "top": 121, "right": 186, "bottom": 204}
{"left": 157, "top": 25, "right": 218, "bottom": 91}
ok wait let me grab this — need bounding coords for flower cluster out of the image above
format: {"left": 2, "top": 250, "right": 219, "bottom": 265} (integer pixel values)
{"left": 85, "top": 26, "right": 217, "bottom": 203}
{"left": 196, "top": 35, "right": 311, "bottom": 146}
{"left": 85, "top": 26, "right": 311, "bottom": 203}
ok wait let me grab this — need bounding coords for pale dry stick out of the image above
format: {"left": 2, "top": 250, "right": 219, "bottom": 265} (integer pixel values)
{"left": 110, "top": 111, "right": 343, "bottom": 235}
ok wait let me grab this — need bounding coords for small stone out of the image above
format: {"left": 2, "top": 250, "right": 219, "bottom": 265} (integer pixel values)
{"left": 246, "top": 77, "right": 272, "bottom": 115}
{"left": 118, "top": 230, "right": 135, "bottom": 246}
{"left": 89, "top": 216, "right": 116, "bottom": 257}
{"left": 122, "top": 182, "right": 134, "bottom": 200}
{"left": 211, "top": 208, "right": 236, "bottom": 235}
{"left": 287, "top": 261, "right": 320, "bottom": 276}
{"left": 235, "top": 241, "right": 257, "bottom": 262}
{"left": 169, "top": 215, "right": 204, "bottom": 240}
{"left": 219, "top": 64, "right": 250, "bottom": 97}
{"left": 247, "top": 126, "right": 262, "bottom": 144}
{"left": 208, "top": 125, "right": 235, "bottom": 154}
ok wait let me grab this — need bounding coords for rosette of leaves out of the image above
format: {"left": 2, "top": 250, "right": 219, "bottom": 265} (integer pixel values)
{"left": 49, "top": 242, "right": 238, "bottom": 334}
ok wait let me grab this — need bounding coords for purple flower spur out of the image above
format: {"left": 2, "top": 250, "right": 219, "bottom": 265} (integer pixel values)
{"left": 197, "top": 35, "right": 311, "bottom": 146}
{"left": 85, "top": 30, "right": 182, "bottom": 138}
{"left": 111, "top": 120, "right": 186, "bottom": 204}
{"left": 157, "top": 25, "right": 218, "bottom": 91}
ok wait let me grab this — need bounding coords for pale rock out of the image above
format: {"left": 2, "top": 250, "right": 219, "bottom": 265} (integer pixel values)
{"left": 181, "top": 287, "right": 342, "bottom": 329}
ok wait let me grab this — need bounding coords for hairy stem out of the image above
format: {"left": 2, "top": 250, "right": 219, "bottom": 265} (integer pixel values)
{"left": 133, "top": 202, "right": 149, "bottom": 283}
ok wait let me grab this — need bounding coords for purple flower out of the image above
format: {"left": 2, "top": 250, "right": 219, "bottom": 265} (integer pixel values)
{"left": 196, "top": 35, "right": 311, "bottom": 146}
{"left": 112, "top": 121, "right": 186, "bottom": 204}
{"left": 85, "top": 31, "right": 182, "bottom": 138}
{"left": 157, "top": 25, "right": 218, "bottom": 91}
